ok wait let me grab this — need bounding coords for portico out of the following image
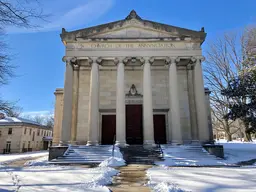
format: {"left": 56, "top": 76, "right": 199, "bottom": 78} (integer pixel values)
{"left": 53, "top": 10, "right": 213, "bottom": 146}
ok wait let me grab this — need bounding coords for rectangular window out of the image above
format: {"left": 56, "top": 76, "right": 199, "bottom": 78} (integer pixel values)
{"left": 32, "top": 132, "right": 35, "bottom": 141}
{"left": 28, "top": 141, "right": 30, "bottom": 149}
{"left": 23, "top": 141, "right": 26, "bottom": 149}
{"left": 8, "top": 128, "right": 12, "bottom": 135}
{"left": 24, "top": 128, "right": 27, "bottom": 134}
{"left": 29, "top": 128, "right": 32, "bottom": 135}
{"left": 44, "top": 131, "right": 46, "bottom": 136}
{"left": 37, "top": 129, "right": 40, "bottom": 136}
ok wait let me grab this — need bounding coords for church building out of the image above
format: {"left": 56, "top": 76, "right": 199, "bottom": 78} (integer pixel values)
{"left": 53, "top": 10, "right": 213, "bottom": 146}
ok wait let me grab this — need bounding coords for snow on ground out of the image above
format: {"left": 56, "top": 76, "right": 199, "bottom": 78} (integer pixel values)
{"left": 24, "top": 155, "right": 49, "bottom": 166}
{"left": 99, "top": 146, "right": 126, "bottom": 167}
{"left": 0, "top": 151, "right": 48, "bottom": 164}
{"left": 217, "top": 140, "right": 256, "bottom": 164}
{"left": 147, "top": 166, "right": 256, "bottom": 192}
{"left": 156, "top": 141, "right": 256, "bottom": 166}
{"left": 99, "top": 157, "right": 126, "bottom": 167}
{"left": 0, "top": 165, "right": 118, "bottom": 192}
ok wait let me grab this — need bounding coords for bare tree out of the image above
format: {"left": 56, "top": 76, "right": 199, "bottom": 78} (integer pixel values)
{"left": 0, "top": 0, "right": 47, "bottom": 115}
{"left": 204, "top": 30, "right": 247, "bottom": 141}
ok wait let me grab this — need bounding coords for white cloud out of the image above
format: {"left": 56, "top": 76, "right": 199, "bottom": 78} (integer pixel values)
{"left": 7, "top": 0, "right": 114, "bottom": 34}
{"left": 21, "top": 111, "right": 53, "bottom": 118}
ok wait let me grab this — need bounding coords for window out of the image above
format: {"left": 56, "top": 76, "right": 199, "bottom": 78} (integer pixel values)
{"left": 28, "top": 141, "right": 31, "bottom": 149}
{"left": 6, "top": 141, "right": 11, "bottom": 153}
{"left": 29, "top": 128, "right": 32, "bottom": 135}
{"left": 24, "top": 128, "right": 27, "bottom": 134}
{"left": 0, "top": 130, "right": 1, "bottom": 137}
{"left": 37, "top": 129, "right": 40, "bottom": 136}
{"left": 8, "top": 128, "right": 12, "bottom": 135}
{"left": 36, "top": 141, "right": 38, "bottom": 148}
{"left": 32, "top": 132, "right": 35, "bottom": 141}
{"left": 44, "top": 131, "right": 46, "bottom": 137}
{"left": 23, "top": 141, "right": 26, "bottom": 149}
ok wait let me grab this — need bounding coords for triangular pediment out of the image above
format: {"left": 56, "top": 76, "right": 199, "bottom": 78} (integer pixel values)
{"left": 89, "top": 25, "right": 179, "bottom": 39}
{"left": 61, "top": 10, "right": 206, "bottom": 43}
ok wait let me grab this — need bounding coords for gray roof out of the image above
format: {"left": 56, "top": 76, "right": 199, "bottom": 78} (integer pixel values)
{"left": 0, "top": 117, "right": 49, "bottom": 129}
{"left": 61, "top": 10, "right": 206, "bottom": 43}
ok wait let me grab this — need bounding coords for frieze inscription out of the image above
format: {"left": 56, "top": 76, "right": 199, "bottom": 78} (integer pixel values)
{"left": 67, "top": 42, "right": 177, "bottom": 50}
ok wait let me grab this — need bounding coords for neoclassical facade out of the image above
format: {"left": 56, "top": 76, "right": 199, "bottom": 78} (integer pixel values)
{"left": 53, "top": 10, "right": 213, "bottom": 146}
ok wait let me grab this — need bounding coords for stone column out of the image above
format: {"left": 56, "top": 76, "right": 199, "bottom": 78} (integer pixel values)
{"left": 168, "top": 57, "right": 182, "bottom": 144}
{"left": 60, "top": 57, "right": 75, "bottom": 144}
{"left": 205, "top": 88, "right": 214, "bottom": 143}
{"left": 115, "top": 58, "right": 126, "bottom": 146}
{"left": 187, "top": 63, "right": 199, "bottom": 143}
{"left": 143, "top": 57, "right": 155, "bottom": 145}
{"left": 87, "top": 58, "right": 100, "bottom": 145}
{"left": 70, "top": 62, "right": 80, "bottom": 143}
{"left": 194, "top": 56, "right": 210, "bottom": 143}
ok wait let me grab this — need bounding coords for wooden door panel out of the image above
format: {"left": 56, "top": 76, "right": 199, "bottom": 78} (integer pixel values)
{"left": 101, "top": 115, "right": 116, "bottom": 145}
{"left": 154, "top": 114, "right": 167, "bottom": 144}
{"left": 126, "top": 105, "right": 143, "bottom": 144}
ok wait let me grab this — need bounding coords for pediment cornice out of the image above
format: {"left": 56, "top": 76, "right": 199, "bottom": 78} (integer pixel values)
{"left": 60, "top": 10, "right": 206, "bottom": 44}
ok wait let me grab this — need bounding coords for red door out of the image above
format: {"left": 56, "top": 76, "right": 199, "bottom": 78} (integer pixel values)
{"left": 126, "top": 105, "right": 143, "bottom": 144}
{"left": 101, "top": 115, "right": 116, "bottom": 145}
{"left": 153, "top": 114, "right": 167, "bottom": 144}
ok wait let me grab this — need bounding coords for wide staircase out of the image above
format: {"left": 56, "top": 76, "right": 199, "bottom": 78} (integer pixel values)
{"left": 120, "top": 145, "right": 164, "bottom": 164}
{"left": 49, "top": 145, "right": 113, "bottom": 164}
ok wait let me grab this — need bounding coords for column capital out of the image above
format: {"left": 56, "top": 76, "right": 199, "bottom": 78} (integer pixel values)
{"left": 88, "top": 57, "right": 102, "bottom": 65}
{"left": 193, "top": 56, "right": 205, "bottom": 63}
{"left": 166, "top": 57, "right": 180, "bottom": 65}
{"left": 72, "top": 63, "right": 80, "bottom": 71}
{"left": 62, "top": 56, "right": 77, "bottom": 64}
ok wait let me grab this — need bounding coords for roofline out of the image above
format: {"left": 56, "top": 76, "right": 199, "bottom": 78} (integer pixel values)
{"left": 0, "top": 122, "right": 52, "bottom": 129}
{"left": 60, "top": 10, "right": 206, "bottom": 44}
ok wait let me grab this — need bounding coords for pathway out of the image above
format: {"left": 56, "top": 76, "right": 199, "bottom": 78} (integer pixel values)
{"left": 109, "top": 164, "right": 152, "bottom": 192}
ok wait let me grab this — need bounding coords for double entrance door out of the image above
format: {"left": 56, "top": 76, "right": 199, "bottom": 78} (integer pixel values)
{"left": 101, "top": 105, "right": 166, "bottom": 144}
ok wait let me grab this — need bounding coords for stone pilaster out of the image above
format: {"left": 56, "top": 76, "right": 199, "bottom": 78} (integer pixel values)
{"left": 187, "top": 63, "right": 199, "bottom": 143}
{"left": 70, "top": 61, "right": 80, "bottom": 143}
{"left": 115, "top": 57, "right": 126, "bottom": 146}
{"left": 60, "top": 57, "right": 75, "bottom": 144}
{"left": 142, "top": 57, "right": 155, "bottom": 145}
{"left": 168, "top": 57, "right": 182, "bottom": 144}
{"left": 194, "top": 56, "right": 210, "bottom": 143}
{"left": 53, "top": 88, "right": 63, "bottom": 145}
{"left": 87, "top": 58, "right": 100, "bottom": 145}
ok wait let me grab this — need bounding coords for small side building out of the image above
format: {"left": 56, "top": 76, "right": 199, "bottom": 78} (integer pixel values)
{"left": 0, "top": 113, "right": 53, "bottom": 153}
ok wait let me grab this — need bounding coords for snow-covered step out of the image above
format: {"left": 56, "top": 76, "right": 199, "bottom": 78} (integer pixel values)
{"left": 50, "top": 145, "right": 117, "bottom": 165}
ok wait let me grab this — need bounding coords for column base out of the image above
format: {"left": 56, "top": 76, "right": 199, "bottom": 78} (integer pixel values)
{"left": 115, "top": 140, "right": 127, "bottom": 147}
{"left": 143, "top": 140, "right": 156, "bottom": 146}
{"left": 86, "top": 141, "right": 99, "bottom": 146}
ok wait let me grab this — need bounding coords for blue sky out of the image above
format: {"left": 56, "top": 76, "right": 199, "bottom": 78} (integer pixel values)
{"left": 2, "top": 0, "right": 256, "bottom": 116}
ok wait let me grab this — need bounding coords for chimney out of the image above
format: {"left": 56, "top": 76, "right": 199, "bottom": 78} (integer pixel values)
{"left": 0, "top": 113, "right": 5, "bottom": 119}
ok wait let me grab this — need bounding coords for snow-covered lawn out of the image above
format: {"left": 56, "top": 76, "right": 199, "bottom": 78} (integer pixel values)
{"left": 147, "top": 166, "right": 256, "bottom": 192}
{"left": 0, "top": 148, "right": 122, "bottom": 192}
{"left": 0, "top": 151, "right": 48, "bottom": 164}
{"left": 0, "top": 165, "right": 118, "bottom": 192}
{"left": 218, "top": 140, "right": 256, "bottom": 164}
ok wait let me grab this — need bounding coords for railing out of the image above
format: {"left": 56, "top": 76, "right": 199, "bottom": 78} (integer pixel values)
{"left": 156, "top": 141, "right": 163, "bottom": 156}
{"left": 112, "top": 135, "right": 116, "bottom": 157}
